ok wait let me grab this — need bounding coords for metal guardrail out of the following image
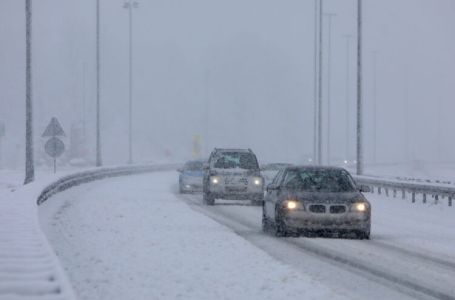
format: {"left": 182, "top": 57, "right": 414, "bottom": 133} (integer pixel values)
{"left": 354, "top": 175, "right": 455, "bottom": 207}
{"left": 37, "top": 163, "right": 179, "bottom": 205}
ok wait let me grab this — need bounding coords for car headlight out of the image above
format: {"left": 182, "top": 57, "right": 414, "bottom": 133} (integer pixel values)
{"left": 210, "top": 176, "right": 220, "bottom": 185}
{"left": 283, "top": 199, "right": 303, "bottom": 210}
{"left": 351, "top": 202, "right": 369, "bottom": 212}
{"left": 252, "top": 177, "right": 262, "bottom": 186}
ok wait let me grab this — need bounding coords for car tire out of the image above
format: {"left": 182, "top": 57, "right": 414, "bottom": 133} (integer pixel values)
{"left": 262, "top": 205, "right": 271, "bottom": 232}
{"left": 274, "top": 207, "right": 289, "bottom": 237}
{"left": 355, "top": 230, "right": 370, "bottom": 240}
{"left": 203, "top": 192, "right": 215, "bottom": 206}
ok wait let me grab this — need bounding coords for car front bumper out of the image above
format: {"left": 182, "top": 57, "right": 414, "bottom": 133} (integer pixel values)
{"left": 283, "top": 210, "right": 371, "bottom": 231}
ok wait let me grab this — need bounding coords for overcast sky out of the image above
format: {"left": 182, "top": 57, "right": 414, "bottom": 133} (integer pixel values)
{"left": 0, "top": 0, "right": 454, "bottom": 171}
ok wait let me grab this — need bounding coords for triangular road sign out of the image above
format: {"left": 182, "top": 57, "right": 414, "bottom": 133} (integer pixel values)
{"left": 42, "top": 117, "right": 66, "bottom": 137}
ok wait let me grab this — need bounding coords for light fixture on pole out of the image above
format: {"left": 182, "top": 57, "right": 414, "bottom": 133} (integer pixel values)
{"left": 123, "top": 0, "right": 138, "bottom": 165}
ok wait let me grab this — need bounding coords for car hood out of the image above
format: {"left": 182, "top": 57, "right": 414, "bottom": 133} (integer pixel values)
{"left": 283, "top": 191, "right": 365, "bottom": 204}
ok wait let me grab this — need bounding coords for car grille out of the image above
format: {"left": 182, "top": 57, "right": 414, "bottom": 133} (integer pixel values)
{"left": 238, "top": 178, "right": 248, "bottom": 185}
{"left": 225, "top": 186, "right": 247, "bottom": 193}
{"left": 309, "top": 204, "right": 347, "bottom": 214}
{"left": 329, "top": 205, "right": 346, "bottom": 214}
{"left": 309, "top": 204, "right": 326, "bottom": 213}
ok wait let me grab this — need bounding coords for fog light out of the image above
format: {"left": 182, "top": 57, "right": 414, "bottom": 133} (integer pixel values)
{"left": 211, "top": 176, "right": 220, "bottom": 184}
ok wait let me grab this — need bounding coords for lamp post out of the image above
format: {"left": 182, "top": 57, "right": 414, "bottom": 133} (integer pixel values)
{"left": 24, "top": 0, "right": 34, "bottom": 184}
{"left": 344, "top": 34, "right": 353, "bottom": 162}
{"left": 123, "top": 0, "right": 138, "bottom": 164}
{"left": 324, "top": 12, "right": 336, "bottom": 165}
{"left": 372, "top": 51, "right": 378, "bottom": 163}
{"left": 317, "top": 0, "right": 323, "bottom": 165}
{"left": 356, "top": 0, "right": 364, "bottom": 175}
{"left": 313, "top": 0, "right": 319, "bottom": 165}
{"left": 96, "top": 0, "right": 102, "bottom": 167}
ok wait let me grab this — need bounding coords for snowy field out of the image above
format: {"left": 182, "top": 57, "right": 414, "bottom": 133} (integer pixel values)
{"left": 39, "top": 171, "right": 455, "bottom": 300}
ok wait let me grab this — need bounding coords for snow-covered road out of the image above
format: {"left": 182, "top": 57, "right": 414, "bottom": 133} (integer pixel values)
{"left": 39, "top": 171, "right": 455, "bottom": 300}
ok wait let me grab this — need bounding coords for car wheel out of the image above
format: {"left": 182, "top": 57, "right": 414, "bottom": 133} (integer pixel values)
{"left": 355, "top": 230, "right": 370, "bottom": 240}
{"left": 274, "top": 207, "right": 289, "bottom": 237}
{"left": 203, "top": 192, "right": 215, "bottom": 206}
{"left": 262, "top": 205, "right": 271, "bottom": 232}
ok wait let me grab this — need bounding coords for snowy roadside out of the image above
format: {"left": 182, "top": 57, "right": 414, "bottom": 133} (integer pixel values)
{"left": 0, "top": 170, "right": 80, "bottom": 300}
{"left": 40, "top": 172, "right": 348, "bottom": 300}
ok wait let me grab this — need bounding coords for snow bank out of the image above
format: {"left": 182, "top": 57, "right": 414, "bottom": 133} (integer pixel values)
{"left": 0, "top": 164, "right": 179, "bottom": 300}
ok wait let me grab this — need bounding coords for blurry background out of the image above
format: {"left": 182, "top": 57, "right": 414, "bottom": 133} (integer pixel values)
{"left": 0, "top": 0, "right": 454, "bottom": 177}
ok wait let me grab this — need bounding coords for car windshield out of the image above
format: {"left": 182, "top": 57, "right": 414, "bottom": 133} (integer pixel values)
{"left": 184, "top": 161, "right": 203, "bottom": 171}
{"left": 283, "top": 169, "right": 356, "bottom": 192}
{"left": 213, "top": 152, "right": 258, "bottom": 170}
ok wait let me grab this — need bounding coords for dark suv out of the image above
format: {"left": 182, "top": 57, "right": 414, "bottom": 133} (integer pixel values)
{"left": 202, "top": 148, "right": 264, "bottom": 205}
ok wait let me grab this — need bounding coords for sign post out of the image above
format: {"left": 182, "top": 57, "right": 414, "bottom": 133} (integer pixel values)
{"left": 42, "top": 117, "right": 65, "bottom": 173}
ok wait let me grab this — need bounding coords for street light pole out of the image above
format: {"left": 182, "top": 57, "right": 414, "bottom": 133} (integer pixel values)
{"left": 313, "top": 0, "right": 319, "bottom": 164}
{"left": 324, "top": 13, "right": 336, "bottom": 165}
{"left": 356, "top": 0, "right": 364, "bottom": 175}
{"left": 124, "top": 1, "right": 138, "bottom": 165}
{"left": 317, "top": 0, "right": 323, "bottom": 165}
{"left": 96, "top": 0, "right": 102, "bottom": 167}
{"left": 344, "top": 34, "right": 352, "bottom": 162}
{"left": 372, "top": 51, "right": 378, "bottom": 163}
{"left": 24, "top": 0, "right": 34, "bottom": 184}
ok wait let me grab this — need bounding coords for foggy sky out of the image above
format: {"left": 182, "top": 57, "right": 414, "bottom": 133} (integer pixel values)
{"left": 0, "top": 0, "right": 454, "bottom": 170}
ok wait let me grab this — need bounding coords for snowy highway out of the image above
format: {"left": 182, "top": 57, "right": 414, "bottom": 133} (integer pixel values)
{"left": 39, "top": 171, "right": 455, "bottom": 300}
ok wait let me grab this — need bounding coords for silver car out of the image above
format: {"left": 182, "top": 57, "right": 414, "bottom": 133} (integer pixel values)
{"left": 202, "top": 148, "right": 264, "bottom": 205}
{"left": 263, "top": 166, "right": 371, "bottom": 239}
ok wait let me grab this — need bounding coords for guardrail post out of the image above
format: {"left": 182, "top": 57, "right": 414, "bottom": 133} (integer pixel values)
{"left": 378, "top": 187, "right": 381, "bottom": 194}
{"left": 434, "top": 194, "right": 439, "bottom": 204}
{"left": 423, "top": 193, "right": 427, "bottom": 204}
{"left": 393, "top": 189, "right": 397, "bottom": 198}
{"left": 449, "top": 196, "right": 453, "bottom": 207}
{"left": 402, "top": 189, "right": 405, "bottom": 199}
{"left": 385, "top": 188, "right": 389, "bottom": 197}
{"left": 411, "top": 192, "right": 416, "bottom": 203}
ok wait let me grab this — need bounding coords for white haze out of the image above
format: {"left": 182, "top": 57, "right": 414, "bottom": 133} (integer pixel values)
{"left": 0, "top": 0, "right": 454, "bottom": 173}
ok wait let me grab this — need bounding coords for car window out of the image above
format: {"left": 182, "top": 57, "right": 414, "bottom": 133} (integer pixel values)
{"left": 283, "top": 169, "right": 356, "bottom": 192}
{"left": 272, "top": 169, "right": 286, "bottom": 185}
{"left": 212, "top": 152, "right": 258, "bottom": 169}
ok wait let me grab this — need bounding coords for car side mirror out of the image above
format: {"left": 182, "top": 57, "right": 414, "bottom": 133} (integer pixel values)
{"left": 203, "top": 163, "right": 209, "bottom": 170}
{"left": 359, "top": 185, "right": 371, "bottom": 193}
{"left": 267, "top": 184, "right": 280, "bottom": 192}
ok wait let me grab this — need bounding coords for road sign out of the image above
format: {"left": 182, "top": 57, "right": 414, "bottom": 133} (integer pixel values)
{"left": 42, "top": 117, "right": 65, "bottom": 137}
{"left": 45, "top": 137, "right": 65, "bottom": 173}
{"left": 45, "top": 137, "right": 65, "bottom": 158}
